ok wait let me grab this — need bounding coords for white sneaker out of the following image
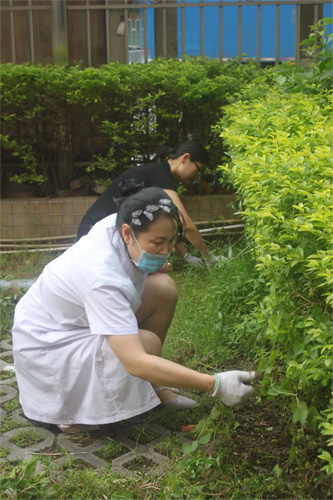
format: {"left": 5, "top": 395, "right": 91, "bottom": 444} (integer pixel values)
{"left": 164, "top": 395, "right": 197, "bottom": 409}
{"left": 154, "top": 387, "right": 197, "bottom": 409}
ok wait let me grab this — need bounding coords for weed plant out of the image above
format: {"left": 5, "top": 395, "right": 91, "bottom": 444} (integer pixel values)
{"left": 94, "top": 441, "right": 128, "bottom": 461}
{"left": 127, "top": 426, "right": 162, "bottom": 445}
{"left": 155, "top": 436, "right": 184, "bottom": 459}
{"left": 0, "top": 416, "right": 27, "bottom": 435}
{"left": 3, "top": 397, "right": 21, "bottom": 413}
{"left": 0, "top": 288, "right": 24, "bottom": 336}
{"left": 9, "top": 428, "right": 44, "bottom": 448}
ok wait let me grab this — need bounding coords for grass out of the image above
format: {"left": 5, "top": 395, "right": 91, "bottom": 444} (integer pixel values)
{"left": 127, "top": 426, "right": 162, "bottom": 445}
{"left": 0, "top": 250, "right": 63, "bottom": 281}
{"left": 155, "top": 436, "right": 184, "bottom": 459}
{"left": 9, "top": 428, "right": 44, "bottom": 448}
{"left": 94, "top": 441, "right": 129, "bottom": 461}
{"left": 0, "top": 416, "right": 28, "bottom": 435}
{"left": 0, "top": 240, "right": 332, "bottom": 499}
{"left": 166, "top": 239, "right": 261, "bottom": 371}
{"left": 0, "top": 370, "right": 15, "bottom": 381}
{"left": 3, "top": 397, "right": 21, "bottom": 413}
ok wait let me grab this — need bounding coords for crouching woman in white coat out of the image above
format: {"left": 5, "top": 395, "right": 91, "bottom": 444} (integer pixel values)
{"left": 12, "top": 184, "right": 256, "bottom": 433}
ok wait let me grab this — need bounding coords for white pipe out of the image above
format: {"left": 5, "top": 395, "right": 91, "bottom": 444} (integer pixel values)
{"left": 0, "top": 235, "right": 77, "bottom": 243}
{"left": 0, "top": 246, "right": 71, "bottom": 255}
{"left": 199, "top": 224, "right": 244, "bottom": 234}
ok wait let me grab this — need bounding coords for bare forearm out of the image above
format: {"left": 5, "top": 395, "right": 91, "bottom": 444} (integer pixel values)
{"left": 175, "top": 242, "right": 188, "bottom": 258}
{"left": 107, "top": 334, "right": 215, "bottom": 394}
{"left": 129, "top": 352, "right": 215, "bottom": 394}
{"left": 162, "top": 189, "right": 210, "bottom": 257}
{"left": 184, "top": 225, "right": 210, "bottom": 257}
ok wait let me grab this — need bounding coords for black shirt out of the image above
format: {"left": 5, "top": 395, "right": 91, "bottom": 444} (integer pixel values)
{"left": 77, "top": 161, "right": 177, "bottom": 238}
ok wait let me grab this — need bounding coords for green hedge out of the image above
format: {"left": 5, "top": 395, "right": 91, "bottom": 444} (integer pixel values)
{"left": 0, "top": 58, "right": 259, "bottom": 196}
{"left": 214, "top": 85, "right": 333, "bottom": 472}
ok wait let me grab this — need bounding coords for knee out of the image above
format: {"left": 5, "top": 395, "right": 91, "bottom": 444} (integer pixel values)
{"left": 159, "top": 273, "right": 178, "bottom": 304}
{"left": 139, "top": 329, "right": 162, "bottom": 356}
{"left": 150, "top": 273, "right": 178, "bottom": 305}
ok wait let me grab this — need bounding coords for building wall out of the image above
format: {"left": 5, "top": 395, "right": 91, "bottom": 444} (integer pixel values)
{"left": 0, "top": 194, "right": 239, "bottom": 239}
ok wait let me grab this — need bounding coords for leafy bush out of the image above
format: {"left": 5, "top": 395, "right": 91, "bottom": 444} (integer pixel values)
{"left": 214, "top": 80, "right": 333, "bottom": 471}
{"left": 0, "top": 58, "right": 259, "bottom": 195}
{"left": 251, "top": 17, "right": 333, "bottom": 97}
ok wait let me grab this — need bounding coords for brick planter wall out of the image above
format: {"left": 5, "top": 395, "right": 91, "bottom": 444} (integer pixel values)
{"left": 0, "top": 194, "right": 239, "bottom": 239}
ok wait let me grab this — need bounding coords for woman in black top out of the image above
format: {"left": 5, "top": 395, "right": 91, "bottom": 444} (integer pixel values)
{"left": 78, "top": 140, "right": 225, "bottom": 268}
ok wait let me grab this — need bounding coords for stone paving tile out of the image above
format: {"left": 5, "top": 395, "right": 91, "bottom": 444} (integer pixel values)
{"left": 0, "top": 336, "right": 190, "bottom": 474}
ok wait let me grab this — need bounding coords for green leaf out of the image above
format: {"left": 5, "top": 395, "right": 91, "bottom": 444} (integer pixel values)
{"left": 182, "top": 440, "right": 198, "bottom": 455}
{"left": 194, "top": 418, "right": 207, "bottom": 434}
{"left": 318, "top": 450, "right": 332, "bottom": 464}
{"left": 292, "top": 401, "right": 309, "bottom": 426}
{"left": 211, "top": 406, "right": 222, "bottom": 420}
{"left": 198, "top": 432, "right": 213, "bottom": 445}
{"left": 300, "top": 38, "right": 313, "bottom": 46}
{"left": 275, "top": 76, "right": 286, "bottom": 85}
{"left": 253, "top": 76, "right": 267, "bottom": 83}
{"left": 273, "top": 463, "right": 282, "bottom": 478}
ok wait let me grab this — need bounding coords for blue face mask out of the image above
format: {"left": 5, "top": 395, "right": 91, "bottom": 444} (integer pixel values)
{"left": 131, "top": 230, "right": 170, "bottom": 273}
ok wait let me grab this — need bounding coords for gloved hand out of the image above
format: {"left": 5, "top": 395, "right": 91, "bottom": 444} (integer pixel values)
{"left": 184, "top": 253, "right": 204, "bottom": 268}
{"left": 204, "top": 252, "right": 227, "bottom": 269}
{"left": 212, "top": 370, "right": 256, "bottom": 406}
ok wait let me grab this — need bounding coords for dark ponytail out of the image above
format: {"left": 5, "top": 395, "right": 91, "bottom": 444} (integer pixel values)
{"left": 152, "top": 147, "right": 176, "bottom": 162}
{"left": 113, "top": 179, "right": 146, "bottom": 207}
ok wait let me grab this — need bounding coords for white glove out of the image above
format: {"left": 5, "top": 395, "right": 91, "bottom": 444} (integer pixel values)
{"left": 204, "top": 252, "right": 227, "bottom": 269}
{"left": 184, "top": 253, "right": 205, "bottom": 268}
{"left": 212, "top": 370, "right": 256, "bottom": 406}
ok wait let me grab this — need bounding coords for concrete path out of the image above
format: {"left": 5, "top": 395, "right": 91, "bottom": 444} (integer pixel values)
{"left": 0, "top": 336, "right": 191, "bottom": 474}
{"left": 0, "top": 279, "right": 36, "bottom": 290}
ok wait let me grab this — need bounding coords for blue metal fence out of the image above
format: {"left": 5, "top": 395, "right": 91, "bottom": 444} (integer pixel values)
{"left": 146, "top": 2, "right": 332, "bottom": 61}
{"left": 1, "top": 1, "right": 332, "bottom": 66}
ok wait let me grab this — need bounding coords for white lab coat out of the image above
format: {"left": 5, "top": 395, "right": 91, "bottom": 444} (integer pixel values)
{"left": 12, "top": 214, "right": 160, "bottom": 425}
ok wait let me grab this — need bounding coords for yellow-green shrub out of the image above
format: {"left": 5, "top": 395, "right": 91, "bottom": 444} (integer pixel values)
{"left": 214, "top": 87, "right": 333, "bottom": 472}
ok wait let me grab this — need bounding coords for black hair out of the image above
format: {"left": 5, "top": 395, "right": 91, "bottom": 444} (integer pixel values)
{"left": 113, "top": 179, "right": 146, "bottom": 207}
{"left": 153, "top": 140, "right": 209, "bottom": 164}
{"left": 116, "top": 181, "right": 185, "bottom": 240}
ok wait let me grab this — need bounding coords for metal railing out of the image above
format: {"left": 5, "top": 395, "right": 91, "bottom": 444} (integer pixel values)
{"left": 0, "top": 0, "right": 327, "bottom": 66}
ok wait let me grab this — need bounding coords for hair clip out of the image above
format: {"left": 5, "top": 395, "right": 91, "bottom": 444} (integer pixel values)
{"left": 159, "top": 199, "right": 172, "bottom": 206}
{"left": 143, "top": 210, "right": 154, "bottom": 221}
{"left": 159, "top": 198, "right": 172, "bottom": 213}
{"left": 131, "top": 209, "right": 143, "bottom": 226}
{"left": 142, "top": 204, "right": 159, "bottom": 221}
{"left": 145, "top": 205, "right": 159, "bottom": 212}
